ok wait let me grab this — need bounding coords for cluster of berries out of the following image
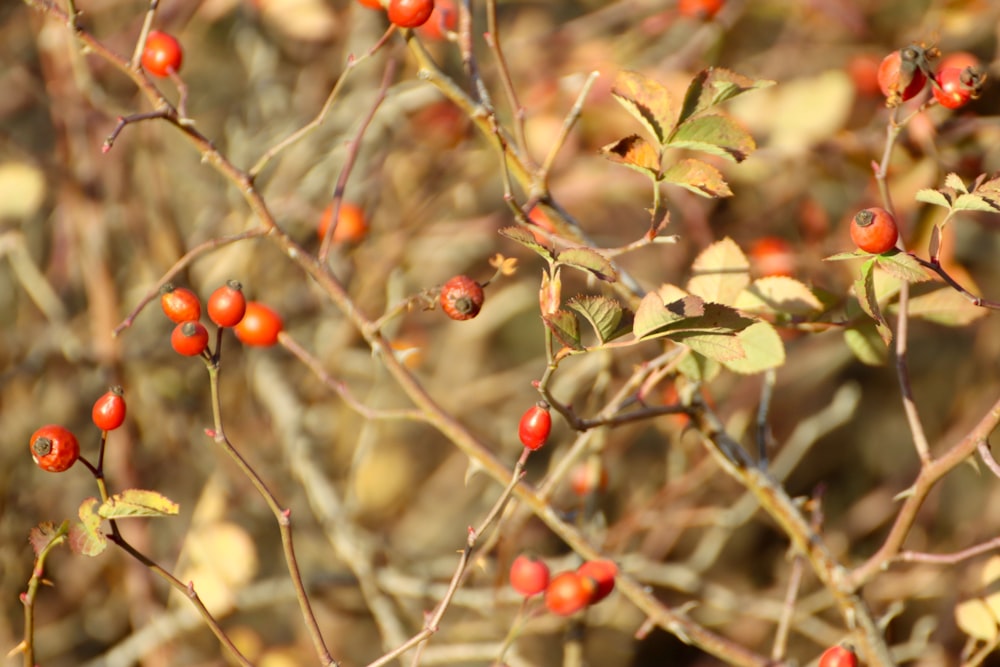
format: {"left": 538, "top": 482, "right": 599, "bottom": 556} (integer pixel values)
{"left": 161, "top": 281, "right": 283, "bottom": 356}
{"left": 509, "top": 554, "right": 618, "bottom": 616}
{"left": 877, "top": 44, "right": 986, "bottom": 110}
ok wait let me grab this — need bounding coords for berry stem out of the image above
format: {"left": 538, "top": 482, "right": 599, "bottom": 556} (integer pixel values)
{"left": 203, "top": 356, "right": 336, "bottom": 666}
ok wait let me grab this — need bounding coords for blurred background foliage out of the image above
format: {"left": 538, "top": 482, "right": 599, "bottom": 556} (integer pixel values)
{"left": 3, "top": 0, "right": 1000, "bottom": 665}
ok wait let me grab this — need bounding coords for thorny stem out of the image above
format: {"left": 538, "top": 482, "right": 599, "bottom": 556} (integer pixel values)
{"left": 849, "top": 391, "right": 1000, "bottom": 589}
{"left": 910, "top": 254, "right": 1000, "bottom": 308}
{"left": 204, "top": 354, "right": 337, "bottom": 666}
{"left": 107, "top": 532, "right": 255, "bottom": 667}
{"left": 20, "top": 521, "right": 69, "bottom": 667}
{"left": 366, "top": 453, "right": 529, "bottom": 667}
{"left": 692, "top": 403, "right": 895, "bottom": 665}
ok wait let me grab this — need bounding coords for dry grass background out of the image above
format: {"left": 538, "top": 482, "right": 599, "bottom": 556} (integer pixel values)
{"left": 4, "top": 0, "right": 1000, "bottom": 665}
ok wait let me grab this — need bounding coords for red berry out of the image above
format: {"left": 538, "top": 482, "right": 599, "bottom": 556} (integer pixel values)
{"left": 318, "top": 202, "right": 369, "bottom": 245}
{"left": 939, "top": 51, "right": 980, "bottom": 72}
{"left": 749, "top": 236, "right": 795, "bottom": 277}
{"left": 544, "top": 571, "right": 594, "bottom": 616}
{"left": 440, "top": 275, "right": 484, "bottom": 321}
{"left": 208, "top": 280, "right": 247, "bottom": 328}
{"left": 933, "top": 66, "right": 984, "bottom": 110}
{"left": 818, "top": 645, "right": 858, "bottom": 667}
{"left": 234, "top": 301, "right": 283, "bottom": 347}
{"left": 850, "top": 207, "right": 898, "bottom": 254}
{"left": 518, "top": 402, "right": 552, "bottom": 450}
{"left": 570, "top": 460, "right": 609, "bottom": 496}
{"left": 171, "top": 320, "right": 209, "bottom": 356}
{"left": 416, "top": 0, "right": 457, "bottom": 40}
{"left": 877, "top": 47, "right": 928, "bottom": 105}
{"left": 677, "top": 0, "right": 724, "bottom": 20}
{"left": 509, "top": 555, "right": 550, "bottom": 598}
{"left": 160, "top": 284, "right": 201, "bottom": 324}
{"left": 576, "top": 559, "right": 617, "bottom": 604}
{"left": 30, "top": 425, "right": 80, "bottom": 473}
{"left": 356, "top": 0, "right": 383, "bottom": 7}
{"left": 141, "top": 30, "right": 183, "bottom": 77}
{"left": 387, "top": 0, "right": 434, "bottom": 27}
{"left": 92, "top": 386, "right": 126, "bottom": 432}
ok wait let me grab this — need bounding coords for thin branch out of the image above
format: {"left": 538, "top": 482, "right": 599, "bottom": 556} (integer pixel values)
{"left": 113, "top": 227, "right": 268, "bottom": 336}
{"left": 910, "top": 254, "right": 1000, "bottom": 309}
{"left": 896, "top": 535, "right": 1000, "bottom": 566}
{"left": 978, "top": 439, "right": 1000, "bottom": 479}
{"left": 873, "top": 109, "right": 931, "bottom": 465}
{"left": 483, "top": 0, "right": 529, "bottom": 159}
{"left": 849, "top": 392, "right": 1000, "bottom": 588}
{"left": 538, "top": 71, "right": 599, "bottom": 184}
{"left": 319, "top": 56, "right": 398, "bottom": 263}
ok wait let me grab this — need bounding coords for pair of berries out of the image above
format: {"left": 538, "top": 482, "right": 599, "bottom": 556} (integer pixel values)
{"left": 509, "top": 555, "right": 617, "bottom": 616}
{"left": 30, "top": 387, "right": 129, "bottom": 472}
{"left": 161, "top": 282, "right": 283, "bottom": 355}
{"left": 877, "top": 45, "right": 985, "bottom": 110}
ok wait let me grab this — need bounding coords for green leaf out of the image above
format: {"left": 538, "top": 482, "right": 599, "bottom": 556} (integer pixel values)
{"left": 734, "top": 277, "right": 823, "bottom": 316}
{"left": 661, "top": 159, "right": 732, "bottom": 198}
{"left": 635, "top": 293, "right": 754, "bottom": 341}
{"left": 844, "top": 323, "right": 888, "bottom": 366}
{"left": 874, "top": 252, "right": 930, "bottom": 283}
{"left": 499, "top": 226, "right": 555, "bottom": 261}
{"left": 668, "top": 114, "right": 757, "bottom": 163}
{"left": 944, "top": 172, "right": 968, "bottom": 193}
{"left": 916, "top": 188, "right": 952, "bottom": 208}
{"left": 854, "top": 260, "right": 891, "bottom": 345}
{"left": 634, "top": 293, "right": 703, "bottom": 339}
{"left": 677, "top": 67, "right": 776, "bottom": 125}
{"left": 557, "top": 247, "right": 618, "bottom": 282}
{"left": 686, "top": 237, "right": 750, "bottom": 306}
{"left": 599, "top": 135, "right": 661, "bottom": 178}
{"left": 71, "top": 497, "right": 107, "bottom": 557}
{"left": 675, "top": 332, "right": 745, "bottom": 362}
{"left": 99, "top": 489, "right": 180, "bottom": 519}
{"left": 719, "top": 321, "right": 785, "bottom": 374}
{"left": 953, "top": 193, "right": 1000, "bottom": 213}
{"left": 567, "top": 296, "right": 632, "bottom": 343}
{"left": 611, "top": 70, "right": 677, "bottom": 145}
{"left": 543, "top": 309, "right": 583, "bottom": 350}
{"left": 894, "top": 287, "right": 988, "bottom": 326}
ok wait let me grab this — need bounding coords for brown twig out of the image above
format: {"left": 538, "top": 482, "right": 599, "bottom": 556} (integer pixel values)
{"left": 319, "top": 56, "right": 398, "bottom": 263}
{"left": 909, "top": 254, "right": 1000, "bottom": 309}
